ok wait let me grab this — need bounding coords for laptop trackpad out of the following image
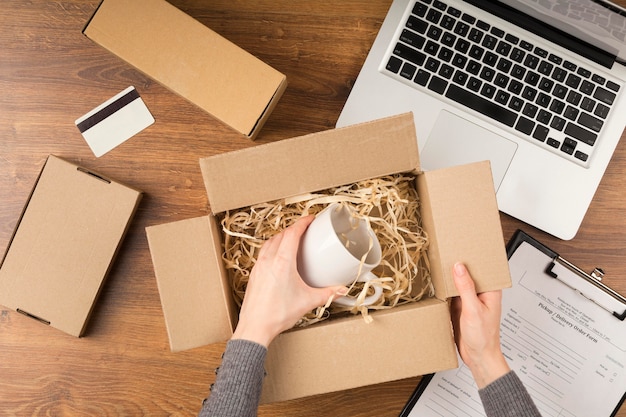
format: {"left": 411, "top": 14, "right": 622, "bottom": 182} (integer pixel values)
{"left": 420, "top": 111, "right": 518, "bottom": 191}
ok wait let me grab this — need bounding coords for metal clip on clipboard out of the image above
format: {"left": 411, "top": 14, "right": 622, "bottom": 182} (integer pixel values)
{"left": 506, "top": 230, "right": 626, "bottom": 321}
{"left": 546, "top": 255, "right": 626, "bottom": 321}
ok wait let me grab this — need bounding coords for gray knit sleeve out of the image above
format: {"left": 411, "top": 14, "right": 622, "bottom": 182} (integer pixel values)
{"left": 198, "top": 339, "right": 267, "bottom": 417}
{"left": 479, "top": 371, "right": 542, "bottom": 417}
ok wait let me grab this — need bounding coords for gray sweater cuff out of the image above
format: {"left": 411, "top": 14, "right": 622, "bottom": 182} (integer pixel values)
{"left": 199, "top": 339, "right": 267, "bottom": 417}
{"left": 479, "top": 371, "right": 541, "bottom": 417}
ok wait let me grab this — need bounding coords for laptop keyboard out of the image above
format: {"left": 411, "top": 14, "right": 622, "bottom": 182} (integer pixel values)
{"left": 382, "top": 0, "right": 622, "bottom": 166}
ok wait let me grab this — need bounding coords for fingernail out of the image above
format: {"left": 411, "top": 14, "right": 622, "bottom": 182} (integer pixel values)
{"left": 454, "top": 262, "right": 466, "bottom": 276}
{"left": 336, "top": 287, "right": 349, "bottom": 296}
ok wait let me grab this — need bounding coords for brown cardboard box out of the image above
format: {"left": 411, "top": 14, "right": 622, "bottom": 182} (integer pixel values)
{"left": 0, "top": 155, "right": 142, "bottom": 337}
{"left": 146, "top": 113, "right": 511, "bottom": 403}
{"left": 83, "top": 0, "right": 287, "bottom": 140}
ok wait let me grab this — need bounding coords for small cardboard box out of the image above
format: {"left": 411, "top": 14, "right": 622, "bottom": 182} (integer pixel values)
{"left": 0, "top": 155, "right": 142, "bottom": 337}
{"left": 83, "top": 0, "right": 287, "bottom": 140}
{"left": 146, "top": 113, "right": 511, "bottom": 403}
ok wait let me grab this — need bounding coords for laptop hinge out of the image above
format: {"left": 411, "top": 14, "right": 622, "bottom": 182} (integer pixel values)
{"left": 462, "top": 0, "right": 617, "bottom": 69}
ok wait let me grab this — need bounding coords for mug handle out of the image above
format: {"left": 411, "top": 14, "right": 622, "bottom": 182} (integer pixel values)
{"left": 333, "top": 272, "right": 383, "bottom": 307}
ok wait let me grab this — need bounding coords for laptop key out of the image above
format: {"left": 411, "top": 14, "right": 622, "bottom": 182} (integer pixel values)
{"left": 533, "top": 125, "right": 549, "bottom": 141}
{"left": 427, "top": 26, "right": 443, "bottom": 41}
{"left": 564, "top": 122, "right": 597, "bottom": 146}
{"left": 428, "top": 75, "right": 448, "bottom": 94}
{"left": 433, "top": 0, "right": 447, "bottom": 10}
{"left": 483, "top": 51, "right": 498, "bottom": 67}
{"left": 490, "top": 26, "right": 505, "bottom": 38}
{"left": 400, "top": 62, "right": 417, "bottom": 80}
{"left": 496, "top": 41, "right": 512, "bottom": 56}
{"left": 476, "top": 20, "right": 490, "bottom": 31}
{"left": 448, "top": 7, "right": 462, "bottom": 18}
{"left": 426, "top": 9, "right": 442, "bottom": 24}
{"left": 595, "top": 103, "right": 610, "bottom": 119}
{"left": 578, "top": 112, "right": 603, "bottom": 132}
{"left": 510, "top": 47, "right": 525, "bottom": 63}
{"left": 441, "top": 15, "right": 456, "bottom": 30}
{"left": 451, "top": 53, "right": 467, "bottom": 68}
{"left": 515, "top": 116, "right": 535, "bottom": 135}
{"left": 496, "top": 58, "right": 512, "bottom": 73}
{"left": 552, "top": 67, "right": 567, "bottom": 82}
{"left": 480, "top": 83, "right": 496, "bottom": 99}
{"left": 550, "top": 116, "right": 566, "bottom": 131}
{"left": 525, "top": 71, "right": 540, "bottom": 87}
{"left": 606, "top": 80, "right": 620, "bottom": 92}
{"left": 575, "top": 151, "right": 589, "bottom": 162}
{"left": 425, "top": 57, "right": 440, "bottom": 72}
{"left": 593, "top": 86, "right": 617, "bottom": 105}
{"left": 394, "top": 43, "right": 426, "bottom": 66}
{"left": 482, "top": 34, "right": 497, "bottom": 50}
{"left": 547, "top": 138, "right": 560, "bottom": 148}
{"left": 522, "top": 86, "right": 537, "bottom": 101}
{"left": 496, "top": 90, "right": 511, "bottom": 105}
{"left": 386, "top": 56, "right": 403, "bottom": 73}
{"left": 566, "top": 90, "right": 582, "bottom": 106}
{"left": 561, "top": 138, "right": 577, "bottom": 155}
{"left": 452, "top": 70, "right": 468, "bottom": 86}
{"left": 523, "top": 103, "right": 538, "bottom": 118}
{"left": 441, "top": 32, "right": 457, "bottom": 47}
{"left": 454, "top": 21, "right": 470, "bottom": 37}
{"left": 400, "top": 29, "right": 426, "bottom": 48}
{"left": 467, "top": 77, "right": 482, "bottom": 92}
{"left": 581, "top": 97, "right": 595, "bottom": 112}
{"left": 414, "top": 69, "right": 430, "bottom": 86}
{"left": 425, "top": 40, "right": 440, "bottom": 55}
{"left": 564, "top": 105, "right": 579, "bottom": 121}
{"left": 537, "top": 61, "right": 553, "bottom": 75}
{"left": 520, "top": 40, "right": 533, "bottom": 51}
{"left": 446, "top": 84, "right": 517, "bottom": 127}
{"left": 553, "top": 84, "right": 568, "bottom": 99}
{"left": 537, "top": 109, "right": 551, "bottom": 124}
{"left": 406, "top": 16, "right": 428, "bottom": 34}
{"left": 468, "top": 28, "right": 484, "bottom": 43}
{"left": 580, "top": 80, "right": 594, "bottom": 95}
{"left": 566, "top": 73, "right": 581, "bottom": 89}
{"left": 412, "top": 3, "right": 428, "bottom": 17}
{"left": 439, "top": 64, "right": 454, "bottom": 79}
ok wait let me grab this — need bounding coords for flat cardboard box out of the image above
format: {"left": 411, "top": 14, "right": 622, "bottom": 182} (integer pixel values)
{"left": 0, "top": 155, "right": 142, "bottom": 337}
{"left": 146, "top": 113, "right": 511, "bottom": 403}
{"left": 83, "top": 0, "right": 287, "bottom": 140}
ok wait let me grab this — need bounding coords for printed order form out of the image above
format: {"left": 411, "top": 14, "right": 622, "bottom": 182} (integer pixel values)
{"left": 405, "top": 241, "right": 626, "bottom": 417}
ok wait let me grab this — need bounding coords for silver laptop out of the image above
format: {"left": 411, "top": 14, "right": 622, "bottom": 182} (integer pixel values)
{"left": 337, "top": 0, "right": 626, "bottom": 240}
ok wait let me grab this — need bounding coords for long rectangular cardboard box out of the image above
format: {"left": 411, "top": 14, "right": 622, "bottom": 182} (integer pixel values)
{"left": 0, "top": 155, "right": 142, "bottom": 337}
{"left": 146, "top": 113, "right": 511, "bottom": 403}
{"left": 83, "top": 0, "right": 287, "bottom": 140}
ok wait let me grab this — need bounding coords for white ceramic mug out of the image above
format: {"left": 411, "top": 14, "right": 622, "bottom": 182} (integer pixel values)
{"left": 297, "top": 203, "right": 384, "bottom": 307}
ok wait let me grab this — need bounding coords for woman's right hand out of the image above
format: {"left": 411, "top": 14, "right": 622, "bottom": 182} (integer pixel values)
{"left": 450, "top": 262, "right": 510, "bottom": 388}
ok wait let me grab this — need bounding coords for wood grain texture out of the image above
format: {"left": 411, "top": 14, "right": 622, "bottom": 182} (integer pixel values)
{"left": 1, "top": 1, "right": 625, "bottom": 416}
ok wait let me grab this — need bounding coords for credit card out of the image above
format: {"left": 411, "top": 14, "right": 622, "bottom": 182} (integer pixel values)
{"left": 75, "top": 86, "right": 154, "bottom": 157}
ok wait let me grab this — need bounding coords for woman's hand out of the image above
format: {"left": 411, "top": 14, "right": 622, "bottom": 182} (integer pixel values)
{"left": 450, "top": 262, "right": 510, "bottom": 388}
{"left": 232, "top": 215, "right": 348, "bottom": 347}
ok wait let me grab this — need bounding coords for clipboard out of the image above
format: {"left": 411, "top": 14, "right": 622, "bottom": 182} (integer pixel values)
{"left": 507, "top": 230, "right": 626, "bottom": 321}
{"left": 399, "top": 229, "right": 626, "bottom": 417}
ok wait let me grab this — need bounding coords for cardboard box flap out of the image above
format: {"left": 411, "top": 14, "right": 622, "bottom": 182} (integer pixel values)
{"left": 261, "top": 299, "right": 457, "bottom": 403}
{"left": 0, "top": 155, "right": 142, "bottom": 337}
{"left": 200, "top": 113, "right": 420, "bottom": 213}
{"left": 84, "top": 0, "right": 286, "bottom": 138}
{"left": 146, "top": 215, "right": 236, "bottom": 352}
{"left": 417, "top": 161, "right": 511, "bottom": 300}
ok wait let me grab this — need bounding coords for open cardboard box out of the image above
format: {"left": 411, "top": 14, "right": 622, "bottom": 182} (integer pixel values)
{"left": 83, "top": 0, "right": 287, "bottom": 140}
{"left": 146, "top": 113, "right": 511, "bottom": 403}
{"left": 0, "top": 155, "right": 142, "bottom": 337}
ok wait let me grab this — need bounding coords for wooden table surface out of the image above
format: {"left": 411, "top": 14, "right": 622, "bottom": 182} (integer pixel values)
{"left": 1, "top": 1, "right": 625, "bottom": 416}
